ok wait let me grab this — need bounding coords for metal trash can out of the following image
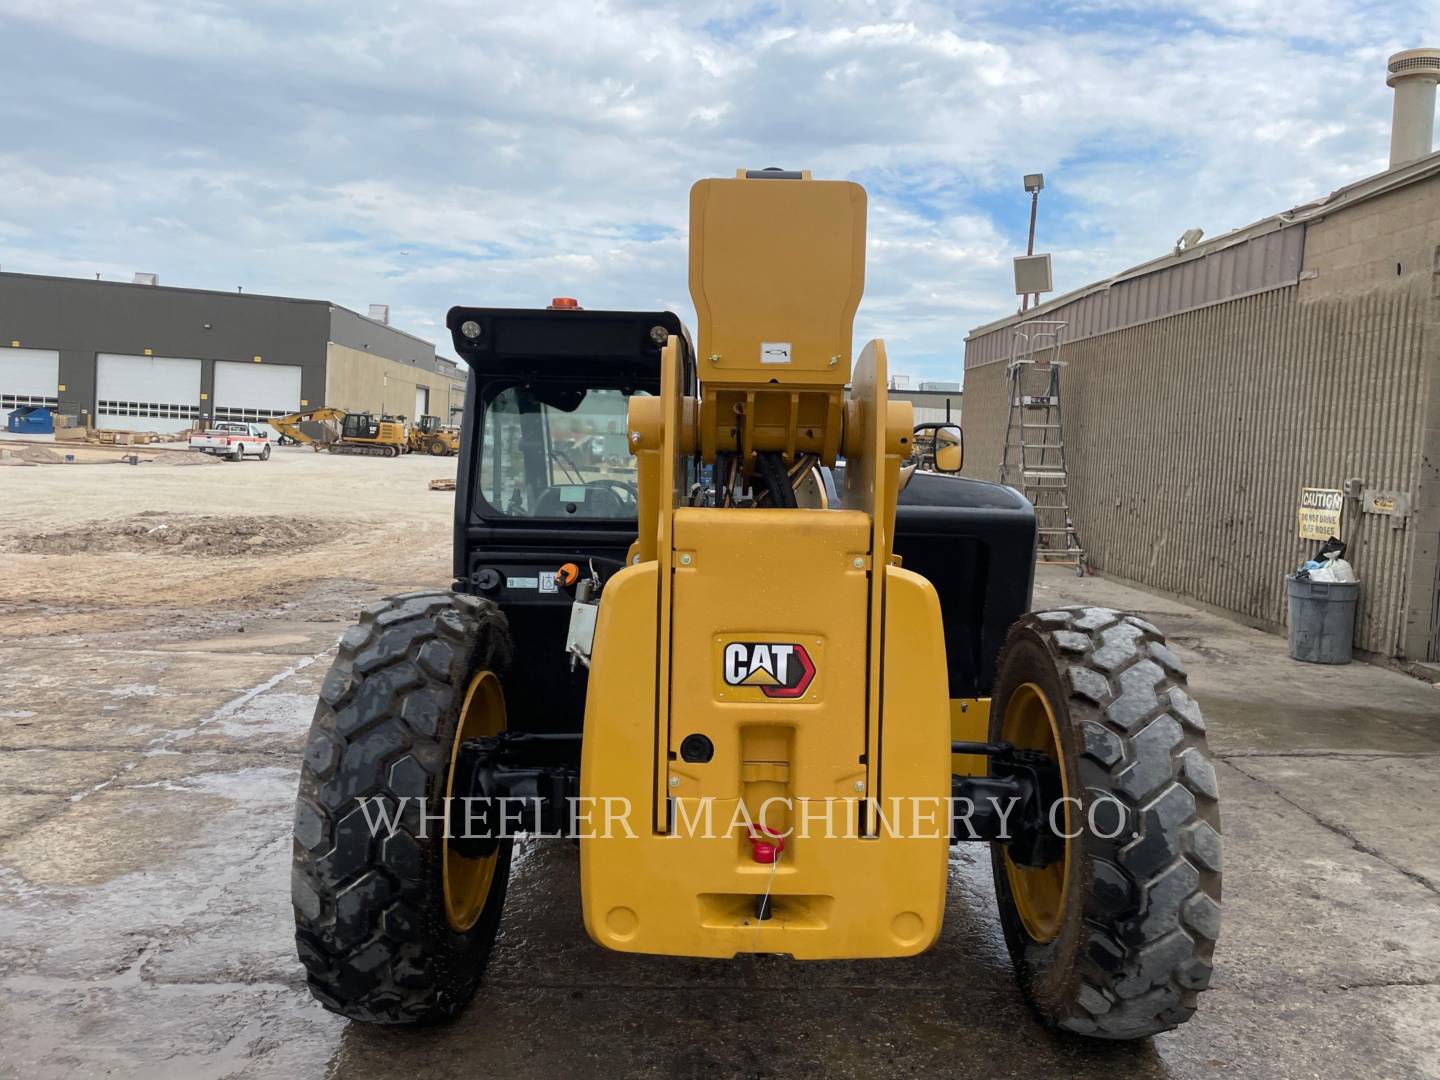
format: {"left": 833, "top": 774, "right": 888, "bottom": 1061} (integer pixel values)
{"left": 1286, "top": 576, "right": 1358, "bottom": 664}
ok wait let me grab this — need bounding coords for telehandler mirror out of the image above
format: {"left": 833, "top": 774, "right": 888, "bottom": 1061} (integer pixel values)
{"left": 912, "top": 422, "right": 963, "bottom": 474}
{"left": 934, "top": 426, "right": 963, "bottom": 473}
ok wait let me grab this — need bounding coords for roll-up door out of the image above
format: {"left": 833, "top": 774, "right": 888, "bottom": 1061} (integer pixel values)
{"left": 96, "top": 353, "right": 201, "bottom": 433}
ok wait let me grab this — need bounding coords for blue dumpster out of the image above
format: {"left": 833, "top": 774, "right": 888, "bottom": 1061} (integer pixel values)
{"left": 7, "top": 407, "right": 54, "bottom": 434}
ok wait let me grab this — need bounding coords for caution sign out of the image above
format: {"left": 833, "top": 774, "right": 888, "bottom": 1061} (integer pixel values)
{"left": 1298, "top": 488, "right": 1343, "bottom": 541}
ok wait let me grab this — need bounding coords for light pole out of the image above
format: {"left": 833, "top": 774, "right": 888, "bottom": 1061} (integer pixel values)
{"left": 1021, "top": 173, "right": 1043, "bottom": 312}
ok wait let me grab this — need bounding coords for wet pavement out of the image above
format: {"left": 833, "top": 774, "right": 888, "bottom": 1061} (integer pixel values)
{"left": 2, "top": 567, "right": 1439, "bottom": 1079}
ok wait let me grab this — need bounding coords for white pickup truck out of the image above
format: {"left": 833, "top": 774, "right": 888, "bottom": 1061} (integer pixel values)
{"left": 189, "top": 422, "right": 272, "bottom": 461}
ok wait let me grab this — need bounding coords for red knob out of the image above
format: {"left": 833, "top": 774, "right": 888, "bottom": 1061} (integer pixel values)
{"left": 748, "top": 826, "right": 786, "bottom": 864}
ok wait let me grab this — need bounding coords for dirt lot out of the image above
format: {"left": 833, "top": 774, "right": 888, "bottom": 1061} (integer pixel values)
{"left": 1, "top": 447, "right": 1438, "bottom": 1079}
{"left": 0, "top": 445, "right": 454, "bottom": 637}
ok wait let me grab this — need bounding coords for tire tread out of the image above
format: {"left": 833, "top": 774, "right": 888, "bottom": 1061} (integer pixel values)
{"left": 291, "top": 590, "right": 511, "bottom": 1025}
{"left": 995, "top": 606, "right": 1222, "bottom": 1040}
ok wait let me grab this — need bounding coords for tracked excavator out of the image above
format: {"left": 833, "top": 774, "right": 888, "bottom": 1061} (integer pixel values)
{"left": 268, "top": 407, "right": 407, "bottom": 458}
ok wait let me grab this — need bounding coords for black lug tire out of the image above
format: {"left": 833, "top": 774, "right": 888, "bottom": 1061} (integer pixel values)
{"left": 292, "top": 590, "right": 514, "bottom": 1025}
{"left": 260, "top": 444, "right": 271, "bottom": 461}
{"left": 990, "top": 606, "right": 1221, "bottom": 1039}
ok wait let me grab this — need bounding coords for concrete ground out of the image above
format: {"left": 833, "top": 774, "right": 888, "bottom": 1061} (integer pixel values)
{"left": 1, "top": 450, "right": 1438, "bottom": 1079}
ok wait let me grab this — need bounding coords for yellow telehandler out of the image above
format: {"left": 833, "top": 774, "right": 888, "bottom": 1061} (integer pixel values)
{"left": 292, "top": 169, "right": 1221, "bottom": 1040}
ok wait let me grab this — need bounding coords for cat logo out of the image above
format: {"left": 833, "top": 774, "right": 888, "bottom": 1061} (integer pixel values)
{"left": 721, "top": 642, "right": 816, "bottom": 699}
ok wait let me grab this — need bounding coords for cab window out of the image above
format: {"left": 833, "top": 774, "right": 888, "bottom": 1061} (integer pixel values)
{"left": 343, "top": 414, "right": 380, "bottom": 440}
{"left": 479, "top": 385, "right": 644, "bottom": 519}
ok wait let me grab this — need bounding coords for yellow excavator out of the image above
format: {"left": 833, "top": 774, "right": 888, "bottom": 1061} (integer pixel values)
{"left": 267, "top": 407, "right": 407, "bottom": 458}
{"left": 407, "top": 414, "right": 461, "bottom": 457}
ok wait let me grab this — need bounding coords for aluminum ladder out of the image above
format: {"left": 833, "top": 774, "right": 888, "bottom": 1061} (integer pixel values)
{"left": 999, "top": 320, "right": 1087, "bottom": 576}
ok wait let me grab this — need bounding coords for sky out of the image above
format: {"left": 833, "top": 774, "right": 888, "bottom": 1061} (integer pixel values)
{"left": 2, "top": 0, "right": 1437, "bottom": 383}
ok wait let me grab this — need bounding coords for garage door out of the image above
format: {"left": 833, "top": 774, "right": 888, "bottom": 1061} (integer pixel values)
{"left": 96, "top": 353, "right": 202, "bottom": 433}
{"left": 213, "top": 361, "right": 303, "bottom": 423}
{"left": 1, "top": 348, "right": 59, "bottom": 410}
{"left": 415, "top": 385, "right": 430, "bottom": 420}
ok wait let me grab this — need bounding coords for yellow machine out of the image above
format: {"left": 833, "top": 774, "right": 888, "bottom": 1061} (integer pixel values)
{"left": 293, "top": 169, "right": 1222, "bottom": 1040}
{"left": 407, "top": 414, "right": 461, "bottom": 456}
{"left": 268, "top": 407, "right": 407, "bottom": 457}
{"left": 580, "top": 172, "right": 951, "bottom": 957}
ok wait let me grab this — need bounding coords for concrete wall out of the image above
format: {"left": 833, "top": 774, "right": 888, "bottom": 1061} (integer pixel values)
{"left": 324, "top": 343, "right": 462, "bottom": 419}
{"left": 0, "top": 273, "right": 330, "bottom": 421}
{"left": 1301, "top": 176, "right": 1440, "bottom": 297}
{"left": 962, "top": 174, "right": 1440, "bottom": 663}
{"left": 444, "top": 376, "right": 467, "bottom": 422}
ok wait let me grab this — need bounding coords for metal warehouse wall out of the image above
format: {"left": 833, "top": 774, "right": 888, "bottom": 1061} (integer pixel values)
{"left": 962, "top": 280, "right": 1438, "bottom": 661}
{"left": 0, "top": 273, "right": 331, "bottom": 417}
{"left": 966, "top": 225, "right": 1306, "bottom": 367}
{"left": 329, "top": 307, "right": 435, "bottom": 368}
{"left": 890, "top": 389, "right": 963, "bottom": 427}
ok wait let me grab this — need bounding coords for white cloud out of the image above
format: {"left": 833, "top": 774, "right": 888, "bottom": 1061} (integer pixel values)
{"left": 0, "top": 0, "right": 1436, "bottom": 382}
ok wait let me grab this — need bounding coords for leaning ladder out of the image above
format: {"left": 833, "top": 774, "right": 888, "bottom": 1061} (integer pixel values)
{"left": 1000, "top": 320, "right": 1087, "bottom": 576}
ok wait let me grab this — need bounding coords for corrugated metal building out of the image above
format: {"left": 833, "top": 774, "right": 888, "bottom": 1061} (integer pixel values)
{"left": 0, "top": 272, "right": 466, "bottom": 432}
{"left": 889, "top": 383, "right": 963, "bottom": 426}
{"left": 963, "top": 153, "right": 1440, "bottom": 666}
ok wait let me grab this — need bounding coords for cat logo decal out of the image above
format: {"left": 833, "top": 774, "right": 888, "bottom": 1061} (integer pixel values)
{"left": 721, "top": 642, "right": 816, "bottom": 699}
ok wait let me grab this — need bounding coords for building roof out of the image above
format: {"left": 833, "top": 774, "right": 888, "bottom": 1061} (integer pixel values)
{"left": 0, "top": 269, "right": 435, "bottom": 351}
{"left": 964, "top": 147, "right": 1440, "bottom": 363}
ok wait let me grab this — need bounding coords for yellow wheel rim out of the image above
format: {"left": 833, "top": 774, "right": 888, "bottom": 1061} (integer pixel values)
{"left": 1001, "top": 681, "right": 1071, "bottom": 944}
{"left": 443, "top": 669, "right": 505, "bottom": 932}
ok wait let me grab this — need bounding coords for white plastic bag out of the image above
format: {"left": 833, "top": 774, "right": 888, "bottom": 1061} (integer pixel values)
{"left": 1309, "top": 554, "right": 1357, "bottom": 584}
{"left": 1327, "top": 557, "right": 1357, "bottom": 583}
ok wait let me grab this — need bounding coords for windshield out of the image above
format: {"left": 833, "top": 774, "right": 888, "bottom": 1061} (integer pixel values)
{"left": 479, "top": 385, "right": 645, "bottom": 519}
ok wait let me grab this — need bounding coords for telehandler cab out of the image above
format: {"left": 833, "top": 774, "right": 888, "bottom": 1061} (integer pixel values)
{"left": 292, "top": 169, "right": 1221, "bottom": 1040}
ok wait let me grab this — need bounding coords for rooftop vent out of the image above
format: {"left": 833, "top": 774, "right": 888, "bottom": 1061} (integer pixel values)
{"left": 1387, "top": 48, "right": 1440, "bottom": 168}
{"left": 367, "top": 304, "right": 390, "bottom": 325}
{"left": 132, "top": 272, "right": 159, "bottom": 286}
{"left": 1173, "top": 227, "right": 1204, "bottom": 255}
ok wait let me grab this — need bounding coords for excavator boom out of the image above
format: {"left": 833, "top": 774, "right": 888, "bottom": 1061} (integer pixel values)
{"left": 268, "top": 407, "right": 346, "bottom": 449}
